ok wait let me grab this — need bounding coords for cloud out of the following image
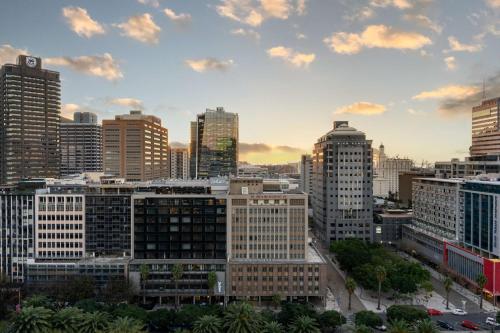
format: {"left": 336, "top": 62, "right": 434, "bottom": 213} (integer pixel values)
{"left": 163, "top": 8, "right": 192, "bottom": 26}
{"left": 324, "top": 25, "right": 432, "bottom": 54}
{"left": 62, "top": 7, "right": 105, "bottom": 38}
{"left": 170, "top": 141, "right": 188, "bottom": 149}
{"left": 239, "top": 143, "right": 304, "bottom": 154}
{"left": 486, "top": 0, "right": 500, "bottom": 8}
{"left": 45, "top": 53, "right": 123, "bottom": 81}
{"left": 61, "top": 103, "right": 80, "bottom": 119}
{"left": 404, "top": 14, "right": 442, "bottom": 34}
{"left": 137, "top": 0, "right": 160, "bottom": 8}
{"left": 275, "top": 145, "right": 304, "bottom": 153}
{"left": 107, "top": 98, "right": 144, "bottom": 109}
{"left": 296, "top": 32, "right": 307, "bottom": 39}
{"left": 412, "top": 85, "right": 480, "bottom": 100}
{"left": 444, "top": 56, "right": 456, "bottom": 71}
{"left": 407, "top": 108, "right": 425, "bottom": 116}
{"left": 0, "top": 44, "right": 27, "bottom": 64}
{"left": 185, "top": 58, "right": 234, "bottom": 73}
{"left": 115, "top": 13, "right": 161, "bottom": 44}
{"left": 335, "top": 102, "right": 387, "bottom": 116}
{"left": 267, "top": 46, "right": 315, "bottom": 68}
{"left": 370, "top": 0, "right": 412, "bottom": 9}
{"left": 215, "top": 0, "right": 303, "bottom": 26}
{"left": 231, "top": 28, "right": 261, "bottom": 41}
{"left": 445, "top": 36, "right": 482, "bottom": 53}
{"left": 344, "top": 7, "right": 375, "bottom": 21}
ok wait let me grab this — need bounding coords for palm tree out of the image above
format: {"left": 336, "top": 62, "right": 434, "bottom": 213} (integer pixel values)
{"left": 415, "top": 319, "right": 438, "bottom": 333}
{"left": 23, "top": 294, "right": 53, "bottom": 309}
{"left": 375, "top": 265, "right": 387, "bottom": 310}
{"left": 476, "top": 273, "right": 488, "bottom": 310}
{"left": 193, "top": 314, "right": 223, "bottom": 333}
{"left": 108, "top": 317, "right": 147, "bottom": 333}
{"left": 388, "top": 319, "right": 410, "bottom": 333}
{"left": 78, "top": 311, "right": 110, "bottom": 333}
{"left": 271, "top": 294, "right": 282, "bottom": 310}
{"left": 207, "top": 271, "right": 217, "bottom": 304}
{"left": 346, "top": 277, "right": 357, "bottom": 311}
{"left": 224, "top": 302, "right": 262, "bottom": 333}
{"left": 262, "top": 321, "right": 284, "bottom": 333}
{"left": 51, "top": 307, "right": 84, "bottom": 333}
{"left": 139, "top": 263, "right": 150, "bottom": 304}
{"left": 443, "top": 277, "right": 453, "bottom": 310}
{"left": 172, "top": 263, "right": 184, "bottom": 308}
{"left": 8, "top": 306, "right": 53, "bottom": 333}
{"left": 289, "top": 315, "right": 321, "bottom": 333}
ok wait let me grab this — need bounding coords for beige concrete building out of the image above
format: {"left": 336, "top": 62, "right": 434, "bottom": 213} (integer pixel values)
{"left": 169, "top": 147, "right": 189, "bottom": 179}
{"left": 103, "top": 110, "right": 168, "bottom": 181}
{"left": 471, "top": 97, "right": 500, "bottom": 156}
{"left": 227, "top": 178, "right": 327, "bottom": 304}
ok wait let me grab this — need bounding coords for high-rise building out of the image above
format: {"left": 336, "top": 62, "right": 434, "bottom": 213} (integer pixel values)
{"left": 471, "top": 97, "right": 500, "bottom": 156}
{"left": 102, "top": 110, "right": 169, "bottom": 181}
{"left": 300, "top": 154, "right": 313, "bottom": 198}
{"left": 0, "top": 55, "right": 61, "bottom": 184}
{"left": 374, "top": 144, "right": 413, "bottom": 198}
{"left": 311, "top": 121, "right": 373, "bottom": 245}
{"left": 60, "top": 112, "right": 102, "bottom": 176}
{"left": 398, "top": 170, "right": 435, "bottom": 208}
{"left": 190, "top": 107, "right": 238, "bottom": 178}
{"left": 169, "top": 147, "right": 189, "bottom": 179}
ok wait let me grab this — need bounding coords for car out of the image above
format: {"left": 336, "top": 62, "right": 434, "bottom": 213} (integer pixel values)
{"left": 427, "top": 308, "right": 443, "bottom": 316}
{"left": 486, "top": 317, "right": 500, "bottom": 327}
{"left": 461, "top": 320, "right": 480, "bottom": 330}
{"left": 436, "top": 320, "right": 454, "bottom": 330}
{"left": 374, "top": 325, "right": 387, "bottom": 331}
{"left": 452, "top": 308, "right": 467, "bottom": 316}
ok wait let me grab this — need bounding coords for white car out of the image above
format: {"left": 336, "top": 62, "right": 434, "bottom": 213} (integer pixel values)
{"left": 452, "top": 309, "right": 467, "bottom": 316}
{"left": 486, "top": 317, "right": 500, "bottom": 327}
{"left": 374, "top": 325, "right": 387, "bottom": 331}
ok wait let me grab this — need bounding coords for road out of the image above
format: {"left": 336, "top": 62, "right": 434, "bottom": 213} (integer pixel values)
{"left": 429, "top": 312, "right": 499, "bottom": 331}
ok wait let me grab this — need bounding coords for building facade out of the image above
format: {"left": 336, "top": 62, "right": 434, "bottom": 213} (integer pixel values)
{"left": 300, "top": 154, "right": 313, "bottom": 198}
{"left": 311, "top": 121, "right": 373, "bottom": 244}
{"left": 471, "top": 97, "right": 500, "bottom": 156}
{"left": 190, "top": 107, "right": 238, "bottom": 179}
{"left": 169, "top": 147, "right": 190, "bottom": 180}
{"left": 374, "top": 144, "right": 412, "bottom": 198}
{"left": 103, "top": 110, "right": 169, "bottom": 181}
{"left": 435, "top": 156, "right": 500, "bottom": 179}
{"left": 0, "top": 55, "right": 60, "bottom": 184}
{"left": 398, "top": 170, "right": 435, "bottom": 208}
{"left": 374, "top": 210, "right": 412, "bottom": 244}
{"left": 60, "top": 112, "right": 102, "bottom": 176}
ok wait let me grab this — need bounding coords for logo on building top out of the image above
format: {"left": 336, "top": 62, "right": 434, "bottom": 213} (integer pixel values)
{"left": 26, "top": 57, "right": 37, "bottom": 68}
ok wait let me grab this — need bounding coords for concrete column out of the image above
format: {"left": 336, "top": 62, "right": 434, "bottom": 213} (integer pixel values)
{"left": 159, "top": 296, "right": 162, "bottom": 305}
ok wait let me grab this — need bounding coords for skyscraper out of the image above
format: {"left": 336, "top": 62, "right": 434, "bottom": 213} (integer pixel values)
{"left": 311, "top": 121, "right": 373, "bottom": 245}
{"left": 300, "top": 154, "right": 313, "bottom": 197}
{"left": 60, "top": 111, "right": 102, "bottom": 176}
{"left": 471, "top": 97, "right": 500, "bottom": 156}
{"left": 169, "top": 146, "right": 190, "bottom": 179}
{"left": 0, "top": 55, "right": 61, "bottom": 184}
{"left": 190, "top": 107, "right": 238, "bottom": 178}
{"left": 102, "top": 110, "right": 169, "bottom": 181}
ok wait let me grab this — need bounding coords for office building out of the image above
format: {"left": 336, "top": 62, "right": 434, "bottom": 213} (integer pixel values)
{"left": 60, "top": 112, "right": 102, "bottom": 176}
{"left": 103, "top": 110, "right": 169, "bottom": 181}
{"left": 435, "top": 156, "right": 500, "bottom": 179}
{"left": 374, "top": 144, "right": 412, "bottom": 198}
{"left": 227, "top": 178, "right": 327, "bottom": 303}
{"left": 471, "top": 97, "right": 500, "bottom": 156}
{"left": 237, "top": 165, "right": 269, "bottom": 178}
{"left": 169, "top": 147, "right": 190, "bottom": 179}
{"left": 311, "top": 121, "right": 373, "bottom": 245}
{"left": 373, "top": 209, "right": 412, "bottom": 244}
{"left": 398, "top": 170, "right": 435, "bottom": 208}
{"left": 300, "top": 154, "right": 313, "bottom": 197}
{"left": 0, "top": 55, "right": 60, "bottom": 184}
{"left": 190, "top": 107, "right": 238, "bottom": 178}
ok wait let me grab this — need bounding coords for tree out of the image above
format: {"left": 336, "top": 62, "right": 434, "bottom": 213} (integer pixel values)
{"left": 78, "top": 311, "right": 110, "bottom": 333}
{"left": 346, "top": 277, "right": 357, "bottom": 311}
{"left": 288, "top": 315, "right": 320, "bottom": 333}
{"left": 224, "top": 302, "right": 262, "bottom": 333}
{"left": 51, "top": 307, "right": 84, "bottom": 333}
{"left": 58, "top": 276, "right": 96, "bottom": 303}
{"left": 103, "top": 277, "right": 135, "bottom": 304}
{"left": 354, "top": 311, "right": 382, "bottom": 328}
{"left": 476, "top": 273, "right": 488, "bottom": 310}
{"left": 108, "top": 317, "right": 147, "bottom": 333}
{"left": 8, "top": 306, "right": 53, "bottom": 333}
{"left": 262, "top": 321, "right": 284, "bottom": 333}
{"left": 22, "top": 294, "right": 54, "bottom": 309}
{"left": 443, "top": 277, "right": 453, "bottom": 310}
{"left": 318, "top": 310, "right": 346, "bottom": 333}
{"left": 207, "top": 271, "right": 217, "bottom": 304}
{"left": 193, "top": 315, "right": 223, "bottom": 333}
{"left": 139, "top": 264, "right": 150, "bottom": 305}
{"left": 386, "top": 305, "right": 428, "bottom": 324}
{"left": 277, "top": 303, "right": 317, "bottom": 326}
{"left": 355, "top": 325, "right": 373, "bottom": 333}
{"left": 111, "top": 304, "right": 148, "bottom": 323}
{"left": 415, "top": 319, "right": 438, "bottom": 333}
{"left": 271, "top": 294, "right": 282, "bottom": 310}
{"left": 172, "top": 263, "right": 184, "bottom": 309}
{"left": 375, "top": 265, "right": 387, "bottom": 310}
{"left": 388, "top": 319, "right": 410, "bottom": 333}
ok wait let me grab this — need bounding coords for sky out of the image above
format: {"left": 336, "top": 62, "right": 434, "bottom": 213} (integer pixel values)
{"left": 1, "top": 0, "right": 500, "bottom": 165}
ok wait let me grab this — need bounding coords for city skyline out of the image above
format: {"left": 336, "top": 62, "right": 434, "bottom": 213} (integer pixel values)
{"left": 1, "top": 0, "right": 500, "bottom": 164}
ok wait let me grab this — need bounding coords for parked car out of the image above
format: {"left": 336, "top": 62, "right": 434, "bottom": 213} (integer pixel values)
{"left": 374, "top": 325, "right": 387, "bottom": 331}
{"left": 486, "top": 317, "right": 500, "bottom": 327}
{"left": 461, "top": 320, "right": 480, "bottom": 330}
{"left": 452, "top": 308, "right": 467, "bottom": 316}
{"left": 427, "top": 308, "right": 443, "bottom": 316}
{"left": 436, "top": 320, "right": 454, "bottom": 330}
